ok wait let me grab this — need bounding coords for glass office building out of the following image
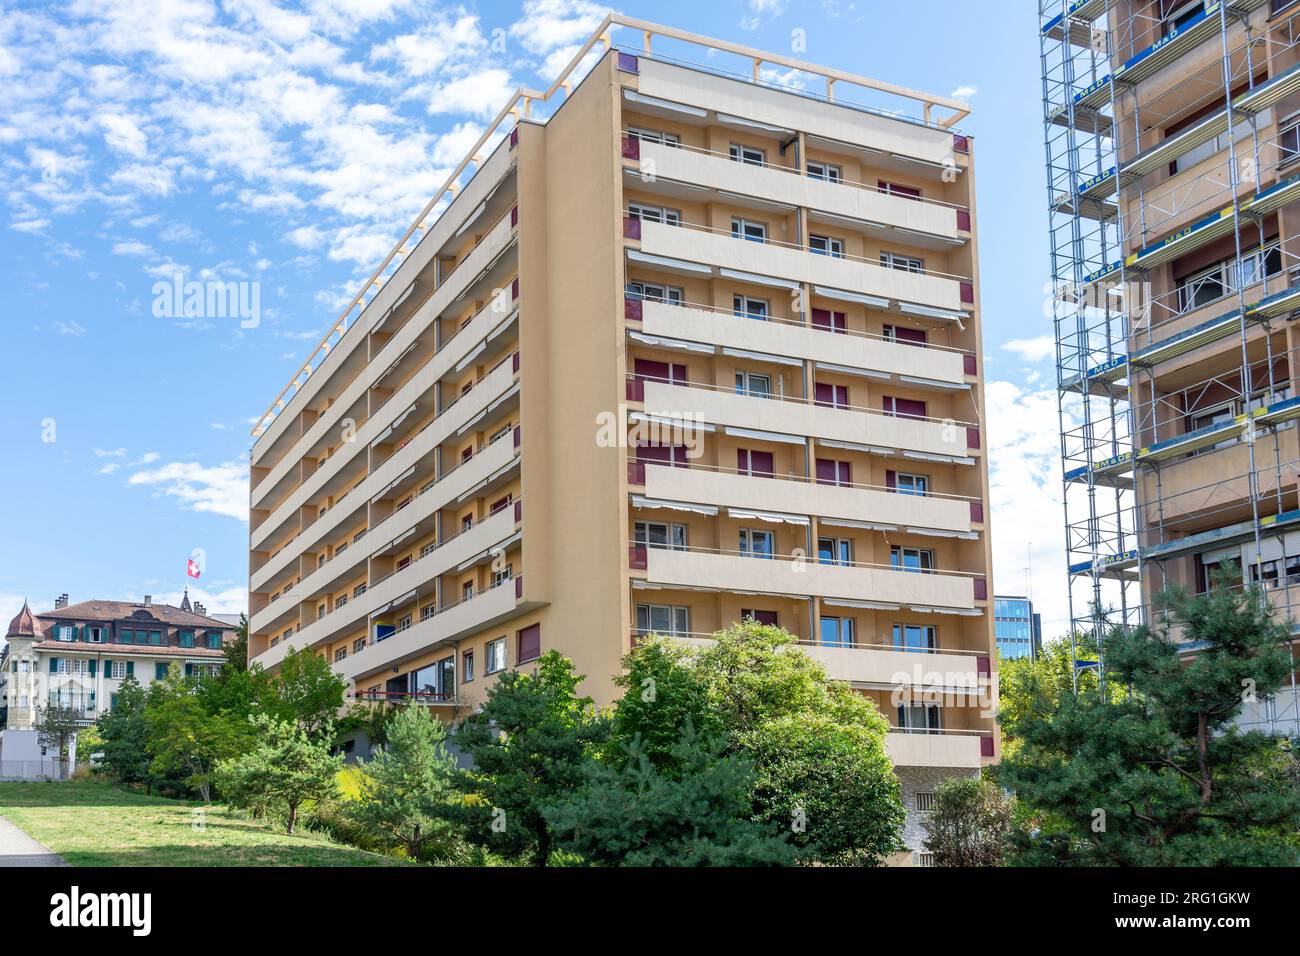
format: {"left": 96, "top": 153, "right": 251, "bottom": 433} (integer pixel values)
{"left": 993, "top": 596, "right": 1041, "bottom": 661}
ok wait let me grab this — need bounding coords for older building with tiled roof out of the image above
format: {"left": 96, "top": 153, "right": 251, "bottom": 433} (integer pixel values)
{"left": 0, "top": 591, "right": 238, "bottom": 768}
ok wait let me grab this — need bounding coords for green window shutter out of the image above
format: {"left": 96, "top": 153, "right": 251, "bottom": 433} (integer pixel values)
{"left": 121, "top": 630, "right": 131, "bottom": 644}
{"left": 125, "top": 661, "right": 134, "bottom": 677}
{"left": 185, "top": 663, "right": 194, "bottom": 677}
{"left": 88, "top": 660, "right": 96, "bottom": 677}
{"left": 78, "top": 626, "right": 87, "bottom": 642}
{"left": 155, "top": 663, "right": 168, "bottom": 680}
{"left": 49, "top": 657, "right": 58, "bottom": 673}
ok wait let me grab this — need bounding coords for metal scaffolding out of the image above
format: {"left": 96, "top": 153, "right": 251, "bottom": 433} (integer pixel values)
{"left": 1039, "top": 0, "right": 1300, "bottom": 733}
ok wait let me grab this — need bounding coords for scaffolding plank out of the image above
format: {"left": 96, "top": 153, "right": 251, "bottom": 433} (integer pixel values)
{"left": 1048, "top": 102, "right": 1114, "bottom": 135}
{"left": 1121, "top": 112, "right": 1230, "bottom": 179}
{"left": 1125, "top": 205, "right": 1238, "bottom": 271}
{"left": 1243, "top": 173, "right": 1300, "bottom": 217}
{"left": 1041, "top": 0, "right": 1109, "bottom": 38}
{"left": 1114, "top": 5, "right": 1224, "bottom": 88}
{"left": 1130, "top": 306, "right": 1243, "bottom": 366}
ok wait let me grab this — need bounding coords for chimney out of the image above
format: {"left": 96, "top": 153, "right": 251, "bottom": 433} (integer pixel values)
{"left": 194, "top": 601, "right": 206, "bottom": 615}
{"left": 144, "top": 595, "right": 151, "bottom": 607}
{"left": 54, "top": 593, "right": 68, "bottom": 610}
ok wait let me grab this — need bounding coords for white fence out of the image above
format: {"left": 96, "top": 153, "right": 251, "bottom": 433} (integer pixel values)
{"left": 0, "top": 759, "right": 88, "bottom": 781}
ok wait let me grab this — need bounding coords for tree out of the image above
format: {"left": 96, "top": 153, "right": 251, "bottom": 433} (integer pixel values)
{"left": 265, "top": 648, "right": 346, "bottom": 741}
{"left": 223, "top": 613, "right": 249, "bottom": 674}
{"left": 544, "top": 722, "right": 795, "bottom": 866}
{"left": 95, "top": 675, "right": 153, "bottom": 788}
{"left": 618, "top": 624, "right": 906, "bottom": 865}
{"left": 36, "top": 704, "right": 82, "bottom": 777}
{"left": 455, "top": 651, "right": 610, "bottom": 866}
{"left": 215, "top": 714, "right": 342, "bottom": 833}
{"left": 143, "top": 670, "right": 253, "bottom": 802}
{"left": 921, "top": 776, "right": 1015, "bottom": 867}
{"left": 999, "top": 577, "right": 1300, "bottom": 866}
{"left": 347, "top": 705, "right": 459, "bottom": 859}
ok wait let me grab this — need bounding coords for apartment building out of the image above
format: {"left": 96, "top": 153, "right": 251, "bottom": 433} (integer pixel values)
{"left": 247, "top": 17, "right": 997, "bottom": 864}
{"left": 0, "top": 593, "right": 234, "bottom": 770}
{"left": 1041, "top": 0, "right": 1300, "bottom": 732}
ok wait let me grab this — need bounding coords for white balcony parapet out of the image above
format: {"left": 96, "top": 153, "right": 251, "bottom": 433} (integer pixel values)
{"left": 885, "top": 731, "right": 984, "bottom": 769}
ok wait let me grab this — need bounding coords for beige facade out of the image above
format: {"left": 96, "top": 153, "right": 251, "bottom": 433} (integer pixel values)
{"left": 247, "top": 18, "right": 998, "bottom": 863}
{"left": 1044, "top": 0, "right": 1300, "bottom": 732}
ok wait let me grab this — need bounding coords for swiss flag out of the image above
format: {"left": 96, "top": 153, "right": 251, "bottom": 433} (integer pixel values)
{"left": 187, "top": 558, "right": 202, "bottom": 579}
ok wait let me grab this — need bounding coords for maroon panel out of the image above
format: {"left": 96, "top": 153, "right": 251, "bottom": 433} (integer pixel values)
{"left": 624, "top": 295, "right": 643, "bottom": 322}
{"left": 626, "top": 378, "right": 645, "bottom": 402}
{"left": 634, "top": 358, "right": 669, "bottom": 382}
{"left": 671, "top": 363, "right": 687, "bottom": 383}
{"left": 617, "top": 51, "right": 639, "bottom": 73}
{"left": 621, "top": 135, "right": 640, "bottom": 160}
{"left": 960, "top": 281, "right": 974, "bottom": 303}
{"left": 977, "top": 656, "right": 991, "bottom": 677}
{"left": 885, "top": 397, "right": 927, "bottom": 420}
{"left": 980, "top": 736, "right": 995, "bottom": 757}
{"left": 953, "top": 134, "right": 970, "bottom": 154}
{"left": 967, "top": 426, "right": 981, "bottom": 449}
{"left": 513, "top": 425, "right": 521, "bottom": 448}
{"left": 751, "top": 450, "right": 773, "bottom": 476}
{"left": 837, "top": 461, "right": 851, "bottom": 485}
{"left": 742, "top": 609, "right": 779, "bottom": 626}
{"left": 511, "top": 277, "right": 519, "bottom": 299}
{"left": 890, "top": 325, "right": 926, "bottom": 345}
{"left": 627, "top": 461, "right": 646, "bottom": 484}
{"left": 517, "top": 624, "right": 541, "bottom": 663}
{"left": 811, "top": 307, "right": 831, "bottom": 330}
{"left": 815, "top": 458, "right": 836, "bottom": 485}
{"left": 515, "top": 576, "right": 523, "bottom": 599}
{"left": 510, "top": 128, "right": 518, "bottom": 148}
{"left": 969, "top": 501, "right": 984, "bottom": 523}
{"left": 814, "top": 382, "right": 833, "bottom": 407}
{"left": 957, "top": 209, "right": 972, "bottom": 232}
{"left": 879, "top": 180, "right": 921, "bottom": 199}
{"left": 637, "top": 444, "right": 672, "bottom": 464}
{"left": 623, "top": 216, "right": 641, "bottom": 240}
{"left": 885, "top": 469, "right": 896, "bottom": 490}
{"left": 973, "top": 579, "right": 988, "bottom": 601}
{"left": 963, "top": 354, "right": 977, "bottom": 376}
{"left": 514, "top": 499, "right": 522, "bottom": 522}
{"left": 512, "top": 351, "right": 520, "bottom": 373}
{"left": 510, "top": 206, "right": 518, "bottom": 228}
{"left": 629, "top": 545, "right": 648, "bottom": 570}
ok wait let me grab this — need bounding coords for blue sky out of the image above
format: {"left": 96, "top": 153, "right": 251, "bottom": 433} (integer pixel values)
{"left": 0, "top": 0, "right": 1068, "bottom": 633}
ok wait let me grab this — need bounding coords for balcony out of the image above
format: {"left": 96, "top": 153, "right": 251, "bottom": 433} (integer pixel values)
{"left": 640, "top": 546, "right": 981, "bottom": 612}
{"left": 634, "top": 218, "right": 966, "bottom": 316}
{"left": 628, "top": 139, "right": 966, "bottom": 246}
{"left": 638, "top": 379, "right": 979, "bottom": 460}
{"left": 798, "top": 643, "right": 988, "bottom": 691}
{"left": 636, "top": 299, "right": 971, "bottom": 386}
{"left": 335, "top": 576, "right": 521, "bottom": 683}
{"left": 885, "top": 730, "right": 986, "bottom": 769}
{"left": 638, "top": 460, "right": 979, "bottom": 535}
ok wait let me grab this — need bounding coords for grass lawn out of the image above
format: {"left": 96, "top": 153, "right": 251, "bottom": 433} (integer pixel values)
{"left": 0, "top": 780, "right": 407, "bottom": 866}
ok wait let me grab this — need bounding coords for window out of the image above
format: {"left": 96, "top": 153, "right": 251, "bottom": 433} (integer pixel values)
{"left": 353, "top": 638, "right": 366, "bottom": 654}
{"left": 460, "top": 445, "right": 474, "bottom": 464}
{"left": 807, "top": 160, "right": 841, "bottom": 182}
{"left": 879, "top": 180, "right": 922, "bottom": 200}
{"left": 485, "top": 637, "right": 507, "bottom": 674}
{"left": 626, "top": 280, "right": 684, "bottom": 304}
{"left": 915, "top": 791, "right": 937, "bottom": 812}
{"left": 627, "top": 201, "right": 681, "bottom": 226}
{"left": 883, "top": 396, "right": 927, "bottom": 420}
{"left": 819, "top": 616, "right": 855, "bottom": 647}
{"left": 493, "top": 564, "right": 514, "bottom": 587}
{"left": 894, "top": 623, "right": 937, "bottom": 653}
{"left": 732, "top": 294, "right": 769, "bottom": 320}
{"left": 818, "top": 537, "right": 853, "bottom": 566}
{"left": 86, "top": 626, "right": 104, "bottom": 643}
{"left": 729, "top": 143, "right": 765, "bottom": 166}
{"left": 883, "top": 324, "right": 926, "bottom": 346}
{"left": 420, "top": 604, "right": 435, "bottom": 621}
{"left": 353, "top": 583, "right": 367, "bottom": 599}
{"left": 1163, "top": 0, "right": 1204, "bottom": 33}
{"left": 737, "top": 448, "right": 774, "bottom": 477}
{"left": 490, "top": 495, "right": 512, "bottom": 516}
{"left": 811, "top": 308, "right": 846, "bottom": 333}
{"left": 1170, "top": 108, "right": 1268, "bottom": 176}
{"left": 206, "top": 632, "right": 221, "bottom": 650}
{"left": 1176, "top": 243, "right": 1281, "bottom": 313}
{"left": 1280, "top": 112, "right": 1300, "bottom": 168}
{"left": 881, "top": 251, "right": 925, "bottom": 274}
{"left": 809, "top": 234, "right": 844, "bottom": 258}
{"left": 739, "top": 528, "right": 775, "bottom": 558}
{"left": 462, "top": 581, "right": 475, "bottom": 603}
{"left": 636, "top": 604, "right": 690, "bottom": 636}
{"left": 56, "top": 625, "right": 74, "bottom": 642}
{"left": 891, "top": 547, "right": 934, "bottom": 574}
{"left": 627, "top": 126, "right": 680, "bottom": 146}
{"left": 463, "top": 650, "right": 475, "bottom": 682}
{"left": 396, "top": 555, "right": 412, "bottom": 572}
{"left": 634, "top": 520, "right": 687, "bottom": 551}
{"left": 397, "top": 614, "right": 412, "bottom": 632}
{"left": 148, "top": 630, "right": 163, "bottom": 646}
{"left": 179, "top": 631, "right": 194, "bottom": 648}
{"left": 334, "top": 648, "right": 347, "bottom": 662}
{"left": 741, "top": 609, "right": 779, "bottom": 626}
{"left": 120, "top": 629, "right": 133, "bottom": 644}
{"left": 815, "top": 458, "right": 852, "bottom": 486}
{"left": 814, "top": 382, "right": 849, "bottom": 409}
{"left": 317, "top": 603, "right": 327, "bottom": 620}
{"left": 898, "top": 703, "right": 942, "bottom": 734}
{"left": 914, "top": 851, "right": 936, "bottom": 868}
{"left": 894, "top": 472, "right": 929, "bottom": 496}
{"left": 731, "top": 217, "right": 767, "bottom": 242}
{"left": 517, "top": 624, "right": 541, "bottom": 664}
{"left": 735, "top": 370, "right": 772, "bottom": 398}
{"left": 461, "top": 513, "right": 474, "bottom": 532}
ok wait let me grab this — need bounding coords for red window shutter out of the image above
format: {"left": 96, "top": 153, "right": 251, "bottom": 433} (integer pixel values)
{"left": 815, "top": 458, "right": 836, "bottom": 484}
{"left": 969, "top": 501, "right": 984, "bottom": 523}
{"left": 621, "top": 135, "right": 640, "bottom": 160}
{"left": 637, "top": 443, "right": 672, "bottom": 464}
{"left": 980, "top": 736, "right": 995, "bottom": 757}
{"left": 510, "top": 128, "right": 519, "bottom": 148}
{"left": 957, "top": 209, "right": 972, "bottom": 231}
{"left": 517, "top": 624, "right": 541, "bottom": 663}
{"left": 885, "top": 469, "right": 896, "bottom": 490}
{"left": 835, "top": 385, "right": 849, "bottom": 408}
{"left": 629, "top": 545, "right": 647, "bottom": 570}
{"left": 511, "top": 277, "right": 520, "bottom": 299}
{"left": 626, "top": 378, "right": 644, "bottom": 402}
{"left": 671, "top": 364, "right": 687, "bottom": 384}
{"left": 973, "top": 579, "right": 988, "bottom": 601}
{"left": 623, "top": 216, "right": 641, "bottom": 240}
{"left": 752, "top": 451, "right": 774, "bottom": 476}
{"left": 886, "top": 397, "right": 927, "bottom": 420}
{"left": 461, "top": 446, "right": 473, "bottom": 463}
{"left": 832, "top": 311, "right": 846, "bottom": 332}
{"left": 634, "top": 359, "right": 670, "bottom": 382}
{"left": 879, "top": 180, "right": 921, "bottom": 200}
{"left": 837, "top": 461, "right": 851, "bottom": 485}
{"left": 960, "top": 281, "right": 974, "bottom": 303}
{"left": 814, "top": 382, "right": 834, "bottom": 407}
{"left": 737, "top": 448, "right": 749, "bottom": 473}
{"left": 963, "top": 354, "right": 977, "bottom": 375}
{"left": 624, "top": 295, "right": 642, "bottom": 322}
{"left": 967, "top": 426, "right": 981, "bottom": 449}
{"left": 977, "top": 656, "right": 991, "bottom": 677}
{"left": 744, "top": 610, "right": 779, "bottom": 627}
{"left": 811, "top": 307, "right": 831, "bottom": 330}
{"left": 892, "top": 325, "right": 926, "bottom": 345}
{"left": 628, "top": 460, "right": 646, "bottom": 484}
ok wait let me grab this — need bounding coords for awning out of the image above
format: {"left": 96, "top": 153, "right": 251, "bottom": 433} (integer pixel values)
{"left": 909, "top": 605, "right": 982, "bottom": 616}
{"left": 818, "top": 438, "right": 898, "bottom": 456}
{"left": 370, "top": 465, "right": 416, "bottom": 504}
{"left": 902, "top": 450, "right": 975, "bottom": 466}
{"left": 630, "top": 495, "right": 718, "bottom": 516}
{"left": 624, "top": 90, "right": 707, "bottom": 117}
{"left": 486, "top": 311, "right": 518, "bottom": 342}
{"left": 820, "top": 517, "right": 898, "bottom": 532}
{"left": 378, "top": 527, "right": 417, "bottom": 555}
{"left": 823, "top": 598, "right": 900, "bottom": 611}
{"left": 898, "top": 302, "right": 967, "bottom": 322}
{"left": 716, "top": 112, "right": 792, "bottom": 135}
{"left": 722, "top": 346, "right": 803, "bottom": 367}
{"left": 629, "top": 411, "right": 716, "bottom": 432}
{"left": 454, "top": 201, "right": 486, "bottom": 238}
{"left": 813, "top": 285, "right": 890, "bottom": 309}
{"left": 719, "top": 267, "right": 801, "bottom": 290}
{"left": 900, "top": 374, "right": 969, "bottom": 391}
{"left": 627, "top": 250, "right": 713, "bottom": 274}
{"left": 815, "top": 361, "right": 890, "bottom": 381}
{"left": 723, "top": 425, "right": 806, "bottom": 445}
{"left": 629, "top": 330, "right": 714, "bottom": 354}
{"left": 727, "top": 508, "right": 809, "bottom": 526}
{"left": 904, "top": 527, "right": 979, "bottom": 540}
{"left": 455, "top": 341, "right": 487, "bottom": 373}
{"left": 370, "top": 403, "right": 417, "bottom": 448}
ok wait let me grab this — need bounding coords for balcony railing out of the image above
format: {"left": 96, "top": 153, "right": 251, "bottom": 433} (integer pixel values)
{"left": 350, "top": 689, "right": 460, "bottom": 707}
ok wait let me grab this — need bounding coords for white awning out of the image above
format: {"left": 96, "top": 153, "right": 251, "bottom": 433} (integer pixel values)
{"left": 629, "top": 330, "right": 714, "bottom": 354}
{"left": 716, "top": 112, "right": 793, "bottom": 135}
{"left": 487, "top": 310, "right": 518, "bottom": 342}
{"left": 629, "top": 411, "right": 716, "bottom": 432}
{"left": 370, "top": 465, "right": 416, "bottom": 504}
{"left": 909, "top": 605, "right": 982, "bottom": 616}
{"left": 900, "top": 374, "right": 969, "bottom": 391}
{"left": 723, "top": 425, "right": 806, "bottom": 445}
{"left": 378, "top": 527, "right": 417, "bottom": 555}
{"left": 727, "top": 508, "right": 809, "bottom": 526}
{"left": 904, "top": 527, "right": 980, "bottom": 540}
{"left": 813, "top": 286, "right": 890, "bottom": 309}
{"left": 898, "top": 301, "right": 967, "bottom": 321}
{"left": 630, "top": 495, "right": 718, "bottom": 516}
{"left": 823, "top": 598, "right": 901, "bottom": 611}
{"left": 818, "top": 438, "right": 898, "bottom": 456}
{"left": 455, "top": 341, "right": 487, "bottom": 373}
{"left": 815, "top": 361, "right": 890, "bottom": 381}
{"left": 719, "top": 267, "right": 801, "bottom": 290}
{"left": 454, "top": 201, "right": 486, "bottom": 238}
{"left": 624, "top": 90, "right": 707, "bottom": 117}
{"left": 371, "top": 403, "right": 417, "bottom": 448}
{"left": 627, "top": 249, "right": 713, "bottom": 274}
{"left": 722, "top": 346, "right": 802, "bottom": 367}
{"left": 902, "top": 450, "right": 975, "bottom": 466}
{"left": 820, "top": 517, "right": 898, "bottom": 532}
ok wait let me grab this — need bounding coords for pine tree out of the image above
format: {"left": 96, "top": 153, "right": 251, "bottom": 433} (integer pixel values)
{"left": 215, "top": 713, "right": 342, "bottom": 833}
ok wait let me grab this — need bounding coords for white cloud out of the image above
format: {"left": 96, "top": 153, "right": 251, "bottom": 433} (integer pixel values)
{"left": 53, "top": 319, "right": 87, "bottom": 337}
{"left": 986, "top": 380, "right": 1073, "bottom": 639}
{"left": 94, "top": 447, "right": 127, "bottom": 458}
{"left": 126, "top": 459, "right": 250, "bottom": 522}
{"left": 1002, "top": 335, "right": 1056, "bottom": 363}
{"left": 100, "top": 113, "right": 149, "bottom": 158}
{"left": 510, "top": 0, "right": 611, "bottom": 57}
{"left": 426, "top": 69, "right": 515, "bottom": 118}
{"left": 950, "top": 85, "right": 979, "bottom": 100}
{"left": 11, "top": 218, "right": 50, "bottom": 234}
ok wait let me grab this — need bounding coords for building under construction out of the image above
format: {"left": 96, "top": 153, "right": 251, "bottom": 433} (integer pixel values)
{"left": 1039, "top": 0, "right": 1300, "bottom": 732}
